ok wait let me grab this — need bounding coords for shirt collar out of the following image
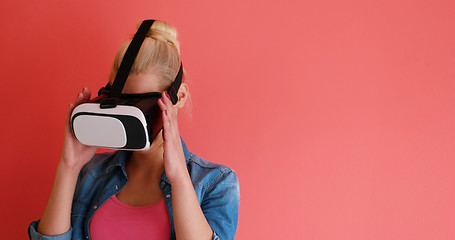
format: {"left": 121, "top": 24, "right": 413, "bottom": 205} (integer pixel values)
{"left": 105, "top": 150, "right": 129, "bottom": 176}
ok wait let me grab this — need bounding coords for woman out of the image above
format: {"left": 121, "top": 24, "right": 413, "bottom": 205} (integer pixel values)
{"left": 28, "top": 20, "right": 240, "bottom": 240}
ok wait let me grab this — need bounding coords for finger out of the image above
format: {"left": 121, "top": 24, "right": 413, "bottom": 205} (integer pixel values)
{"left": 162, "top": 91, "right": 173, "bottom": 107}
{"left": 164, "top": 92, "right": 180, "bottom": 120}
{"left": 77, "top": 87, "right": 91, "bottom": 104}
{"left": 81, "top": 87, "right": 91, "bottom": 102}
{"left": 162, "top": 105, "right": 177, "bottom": 135}
{"left": 73, "top": 87, "right": 92, "bottom": 106}
{"left": 66, "top": 103, "right": 74, "bottom": 127}
{"left": 68, "top": 91, "right": 83, "bottom": 129}
{"left": 157, "top": 97, "right": 167, "bottom": 111}
{"left": 67, "top": 87, "right": 91, "bottom": 138}
{"left": 65, "top": 103, "right": 76, "bottom": 138}
{"left": 161, "top": 92, "right": 180, "bottom": 137}
{"left": 162, "top": 110, "right": 168, "bottom": 130}
{"left": 161, "top": 109, "right": 172, "bottom": 141}
{"left": 159, "top": 94, "right": 176, "bottom": 124}
{"left": 74, "top": 92, "right": 83, "bottom": 103}
{"left": 160, "top": 93, "right": 173, "bottom": 120}
{"left": 73, "top": 92, "right": 85, "bottom": 107}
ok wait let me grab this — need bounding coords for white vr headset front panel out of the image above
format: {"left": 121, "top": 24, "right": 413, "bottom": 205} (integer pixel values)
{"left": 71, "top": 103, "right": 150, "bottom": 151}
{"left": 73, "top": 115, "right": 127, "bottom": 148}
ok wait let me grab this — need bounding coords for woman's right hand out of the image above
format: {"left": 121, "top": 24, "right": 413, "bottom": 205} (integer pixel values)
{"left": 36, "top": 87, "right": 98, "bottom": 236}
{"left": 60, "top": 87, "right": 97, "bottom": 170}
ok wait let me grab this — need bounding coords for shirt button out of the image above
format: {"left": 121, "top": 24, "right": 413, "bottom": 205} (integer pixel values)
{"left": 115, "top": 185, "right": 119, "bottom": 190}
{"left": 86, "top": 236, "right": 89, "bottom": 239}
{"left": 93, "top": 205, "right": 97, "bottom": 209}
{"left": 166, "top": 194, "right": 171, "bottom": 198}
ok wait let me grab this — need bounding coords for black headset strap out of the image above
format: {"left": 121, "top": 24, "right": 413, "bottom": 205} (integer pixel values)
{"left": 167, "top": 64, "right": 183, "bottom": 104}
{"left": 104, "top": 19, "right": 183, "bottom": 106}
{"left": 108, "top": 20, "right": 155, "bottom": 99}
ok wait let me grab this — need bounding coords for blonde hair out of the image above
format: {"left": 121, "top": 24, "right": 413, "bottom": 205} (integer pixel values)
{"left": 109, "top": 20, "right": 183, "bottom": 91}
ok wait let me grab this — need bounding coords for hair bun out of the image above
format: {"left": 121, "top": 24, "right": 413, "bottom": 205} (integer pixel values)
{"left": 136, "top": 20, "right": 180, "bottom": 54}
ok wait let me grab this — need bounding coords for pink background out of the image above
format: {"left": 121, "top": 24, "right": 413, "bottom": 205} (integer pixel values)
{"left": 1, "top": 0, "right": 454, "bottom": 239}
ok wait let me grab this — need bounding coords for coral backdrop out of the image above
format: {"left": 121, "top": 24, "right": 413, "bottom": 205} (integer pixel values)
{"left": 0, "top": 0, "right": 454, "bottom": 239}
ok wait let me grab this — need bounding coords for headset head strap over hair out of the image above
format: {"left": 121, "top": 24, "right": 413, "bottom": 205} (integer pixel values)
{"left": 100, "top": 19, "right": 183, "bottom": 108}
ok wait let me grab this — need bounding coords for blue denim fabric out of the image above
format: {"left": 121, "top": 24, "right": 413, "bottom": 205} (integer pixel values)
{"left": 28, "top": 140, "right": 240, "bottom": 240}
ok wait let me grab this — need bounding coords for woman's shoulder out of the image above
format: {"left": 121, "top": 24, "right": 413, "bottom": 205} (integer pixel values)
{"left": 187, "top": 152, "right": 231, "bottom": 170}
{"left": 186, "top": 152, "right": 239, "bottom": 192}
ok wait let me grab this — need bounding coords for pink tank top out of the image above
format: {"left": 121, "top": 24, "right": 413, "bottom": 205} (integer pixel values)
{"left": 89, "top": 195, "right": 170, "bottom": 240}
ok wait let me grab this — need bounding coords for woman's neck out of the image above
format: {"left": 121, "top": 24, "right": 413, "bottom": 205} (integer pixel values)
{"left": 115, "top": 132, "right": 166, "bottom": 206}
{"left": 127, "top": 131, "right": 165, "bottom": 180}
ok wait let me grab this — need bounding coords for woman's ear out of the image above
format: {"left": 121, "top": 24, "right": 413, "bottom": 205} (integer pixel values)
{"left": 176, "top": 83, "right": 189, "bottom": 109}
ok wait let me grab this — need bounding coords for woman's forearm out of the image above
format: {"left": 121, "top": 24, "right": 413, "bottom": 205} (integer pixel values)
{"left": 171, "top": 172, "right": 213, "bottom": 240}
{"left": 37, "top": 161, "right": 81, "bottom": 236}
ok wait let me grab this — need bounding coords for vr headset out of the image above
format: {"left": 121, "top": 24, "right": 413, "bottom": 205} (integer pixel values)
{"left": 71, "top": 19, "right": 183, "bottom": 151}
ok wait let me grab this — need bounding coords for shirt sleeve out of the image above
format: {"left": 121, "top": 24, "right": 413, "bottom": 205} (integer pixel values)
{"left": 201, "top": 170, "right": 240, "bottom": 240}
{"left": 28, "top": 220, "right": 73, "bottom": 240}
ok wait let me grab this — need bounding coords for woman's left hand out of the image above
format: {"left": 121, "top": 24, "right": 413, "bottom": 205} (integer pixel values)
{"left": 157, "top": 92, "right": 189, "bottom": 184}
{"left": 158, "top": 92, "right": 213, "bottom": 239}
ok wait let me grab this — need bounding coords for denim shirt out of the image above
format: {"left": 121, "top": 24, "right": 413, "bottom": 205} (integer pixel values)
{"left": 28, "top": 140, "right": 240, "bottom": 240}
